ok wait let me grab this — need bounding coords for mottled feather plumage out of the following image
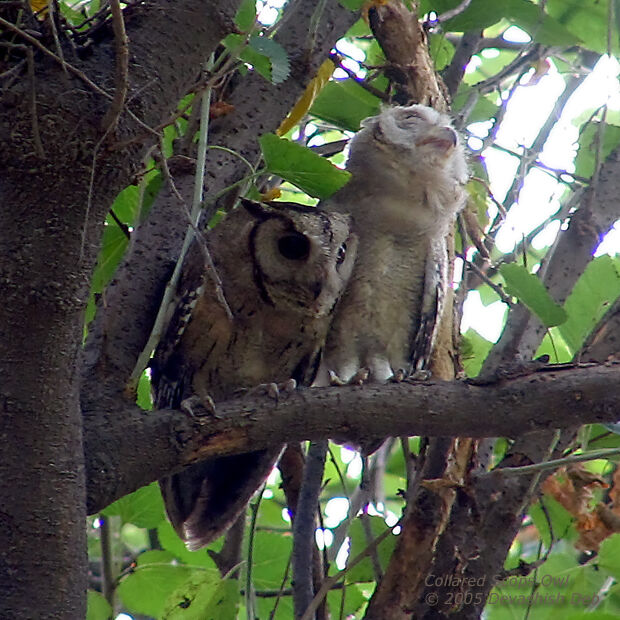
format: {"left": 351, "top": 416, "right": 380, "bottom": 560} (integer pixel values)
{"left": 152, "top": 199, "right": 357, "bottom": 549}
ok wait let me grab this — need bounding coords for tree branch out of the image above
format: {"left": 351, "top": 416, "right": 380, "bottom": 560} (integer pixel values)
{"left": 85, "top": 363, "right": 620, "bottom": 512}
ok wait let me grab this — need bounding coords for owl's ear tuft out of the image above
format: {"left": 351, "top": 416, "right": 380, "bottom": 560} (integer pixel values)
{"left": 240, "top": 197, "right": 272, "bottom": 221}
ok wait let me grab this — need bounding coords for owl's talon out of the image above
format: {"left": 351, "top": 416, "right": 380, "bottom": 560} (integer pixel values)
{"left": 328, "top": 368, "right": 370, "bottom": 386}
{"left": 404, "top": 369, "right": 432, "bottom": 383}
{"left": 244, "top": 378, "right": 297, "bottom": 402}
{"left": 328, "top": 370, "right": 347, "bottom": 386}
{"left": 180, "top": 394, "right": 217, "bottom": 418}
{"left": 391, "top": 368, "right": 407, "bottom": 383}
{"left": 350, "top": 367, "right": 370, "bottom": 385}
{"left": 280, "top": 378, "right": 297, "bottom": 394}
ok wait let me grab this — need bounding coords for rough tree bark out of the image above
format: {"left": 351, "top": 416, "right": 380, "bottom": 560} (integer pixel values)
{"left": 0, "top": 1, "right": 241, "bottom": 615}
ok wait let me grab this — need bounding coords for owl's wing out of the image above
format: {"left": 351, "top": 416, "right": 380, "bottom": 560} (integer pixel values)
{"left": 410, "top": 236, "right": 449, "bottom": 372}
{"left": 152, "top": 235, "right": 282, "bottom": 550}
{"left": 151, "top": 239, "right": 232, "bottom": 406}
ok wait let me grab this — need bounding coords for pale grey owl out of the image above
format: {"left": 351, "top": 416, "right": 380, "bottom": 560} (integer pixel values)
{"left": 152, "top": 198, "right": 358, "bottom": 549}
{"left": 316, "top": 104, "right": 468, "bottom": 385}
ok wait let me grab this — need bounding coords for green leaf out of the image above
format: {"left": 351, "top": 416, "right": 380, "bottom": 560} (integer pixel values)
{"left": 452, "top": 85, "right": 499, "bottom": 125}
{"left": 338, "top": 0, "right": 365, "bottom": 9}
{"left": 528, "top": 496, "right": 574, "bottom": 549}
{"left": 157, "top": 520, "right": 220, "bottom": 569}
{"left": 251, "top": 531, "right": 293, "bottom": 590}
{"left": 432, "top": 0, "right": 509, "bottom": 31}
{"left": 598, "top": 534, "right": 620, "bottom": 578}
{"left": 429, "top": 33, "right": 455, "bottom": 70}
{"left": 574, "top": 122, "right": 620, "bottom": 180}
{"left": 234, "top": 0, "right": 256, "bottom": 32}
{"left": 508, "top": 0, "right": 580, "bottom": 46}
{"left": 90, "top": 221, "right": 129, "bottom": 294}
{"left": 461, "top": 328, "right": 495, "bottom": 378}
{"left": 499, "top": 263, "right": 567, "bottom": 327}
{"left": 224, "top": 34, "right": 290, "bottom": 84}
{"left": 247, "top": 34, "right": 290, "bottom": 84}
{"left": 137, "top": 370, "right": 153, "bottom": 410}
{"left": 311, "top": 79, "right": 382, "bottom": 132}
{"left": 260, "top": 133, "right": 351, "bottom": 199}
{"left": 102, "top": 482, "right": 166, "bottom": 529}
{"left": 163, "top": 572, "right": 239, "bottom": 619}
{"left": 346, "top": 517, "right": 396, "bottom": 583}
{"left": 558, "top": 255, "right": 620, "bottom": 354}
{"left": 86, "top": 590, "right": 112, "bottom": 620}
{"left": 117, "top": 550, "right": 194, "bottom": 618}
{"left": 547, "top": 0, "right": 620, "bottom": 54}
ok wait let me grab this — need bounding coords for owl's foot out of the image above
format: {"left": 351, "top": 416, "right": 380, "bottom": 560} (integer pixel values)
{"left": 328, "top": 368, "right": 370, "bottom": 386}
{"left": 403, "top": 369, "right": 432, "bottom": 383}
{"left": 240, "top": 378, "right": 297, "bottom": 402}
{"left": 180, "top": 394, "right": 217, "bottom": 418}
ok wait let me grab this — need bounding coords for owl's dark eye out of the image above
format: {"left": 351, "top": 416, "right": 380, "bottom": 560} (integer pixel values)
{"left": 278, "top": 233, "right": 311, "bottom": 261}
{"left": 336, "top": 243, "right": 347, "bottom": 265}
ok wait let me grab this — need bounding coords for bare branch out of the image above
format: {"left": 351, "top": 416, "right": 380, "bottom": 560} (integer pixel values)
{"left": 85, "top": 362, "right": 620, "bottom": 512}
{"left": 101, "top": 0, "right": 129, "bottom": 132}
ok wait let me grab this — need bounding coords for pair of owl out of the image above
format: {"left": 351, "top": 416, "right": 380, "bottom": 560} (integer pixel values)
{"left": 152, "top": 105, "right": 469, "bottom": 550}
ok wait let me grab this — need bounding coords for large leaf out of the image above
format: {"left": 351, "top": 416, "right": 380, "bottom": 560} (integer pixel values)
{"left": 102, "top": 482, "right": 166, "bottom": 529}
{"left": 558, "top": 255, "right": 620, "bottom": 354}
{"left": 223, "top": 34, "right": 290, "bottom": 84}
{"left": 234, "top": 0, "right": 256, "bottom": 31}
{"left": 345, "top": 517, "right": 396, "bottom": 584}
{"left": 461, "top": 328, "right": 495, "bottom": 378}
{"left": 163, "top": 572, "right": 239, "bottom": 619}
{"left": 499, "top": 263, "right": 567, "bottom": 327}
{"left": 574, "top": 122, "right": 620, "bottom": 180}
{"left": 432, "top": 0, "right": 579, "bottom": 45}
{"left": 311, "top": 79, "right": 382, "bottom": 132}
{"left": 86, "top": 590, "right": 112, "bottom": 620}
{"left": 547, "top": 0, "right": 620, "bottom": 54}
{"left": 260, "top": 133, "right": 351, "bottom": 199}
{"left": 117, "top": 550, "right": 194, "bottom": 618}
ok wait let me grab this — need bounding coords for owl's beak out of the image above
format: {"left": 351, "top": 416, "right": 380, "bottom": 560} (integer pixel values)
{"left": 416, "top": 126, "right": 458, "bottom": 151}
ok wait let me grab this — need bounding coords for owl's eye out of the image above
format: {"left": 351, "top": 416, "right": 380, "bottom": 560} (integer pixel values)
{"left": 404, "top": 111, "right": 422, "bottom": 120}
{"left": 336, "top": 243, "right": 347, "bottom": 265}
{"left": 278, "top": 233, "right": 311, "bottom": 261}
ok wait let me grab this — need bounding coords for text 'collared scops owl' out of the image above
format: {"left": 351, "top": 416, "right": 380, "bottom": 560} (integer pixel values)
{"left": 317, "top": 104, "right": 469, "bottom": 385}
{"left": 152, "top": 199, "right": 358, "bottom": 550}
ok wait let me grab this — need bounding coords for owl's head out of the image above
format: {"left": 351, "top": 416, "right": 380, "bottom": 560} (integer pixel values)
{"left": 350, "top": 104, "right": 468, "bottom": 184}
{"left": 241, "top": 199, "right": 358, "bottom": 318}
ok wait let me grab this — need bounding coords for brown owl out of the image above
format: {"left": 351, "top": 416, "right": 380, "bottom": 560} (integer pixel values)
{"left": 152, "top": 198, "right": 357, "bottom": 549}
{"left": 317, "top": 104, "right": 469, "bottom": 385}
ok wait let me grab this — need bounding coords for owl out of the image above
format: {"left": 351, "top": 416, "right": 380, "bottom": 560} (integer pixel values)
{"left": 152, "top": 198, "right": 358, "bottom": 550}
{"left": 316, "top": 104, "right": 468, "bottom": 386}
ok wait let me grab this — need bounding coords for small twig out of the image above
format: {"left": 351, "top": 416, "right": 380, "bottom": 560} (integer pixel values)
{"left": 101, "top": 0, "right": 129, "bottom": 132}
{"left": 293, "top": 441, "right": 328, "bottom": 620}
{"left": 191, "top": 78, "right": 234, "bottom": 320}
{"left": 246, "top": 485, "right": 266, "bottom": 620}
{"left": 487, "top": 447, "right": 620, "bottom": 478}
{"left": 46, "top": 0, "right": 67, "bottom": 77}
{"left": 475, "top": 43, "right": 543, "bottom": 95}
{"left": 109, "top": 208, "right": 131, "bottom": 239}
{"left": 331, "top": 55, "right": 391, "bottom": 102}
{"left": 460, "top": 254, "right": 515, "bottom": 306}
{"left": 432, "top": 0, "right": 472, "bottom": 23}
{"left": 301, "top": 519, "right": 401, "bottom": 620}
{"left": 25, "top": 46, "right": 45, "bottom": 158}
{"left": 99, "top": 514, "right": 116, "bottom": 611}
{"left": 0, "top": 56, "right": 27, "bottom": 82}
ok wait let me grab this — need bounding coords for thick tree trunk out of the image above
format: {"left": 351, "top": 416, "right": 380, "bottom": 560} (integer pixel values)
{"left": 0, "top": 0, "right": 239, "bottom": 615}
